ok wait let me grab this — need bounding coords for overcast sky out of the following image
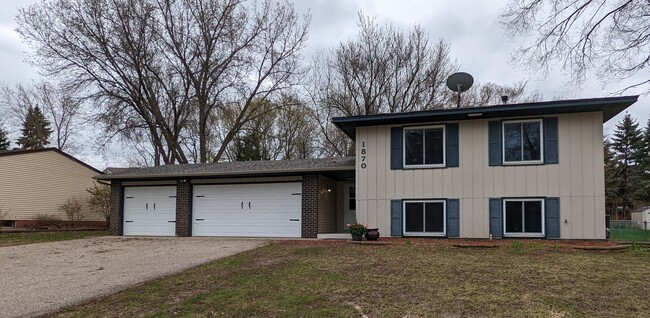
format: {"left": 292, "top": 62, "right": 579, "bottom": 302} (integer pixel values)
{"left": 0, "top": 0, "right": 648, "bottom": 168}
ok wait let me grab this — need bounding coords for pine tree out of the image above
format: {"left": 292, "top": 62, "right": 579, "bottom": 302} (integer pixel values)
{"left": 16, "top": 106, "right": 52, "bottom": 149}
{"left": 634, "top": 117, "right": 650, "bottom": 204}
{"left": 610, "top": 113, "right": 644, "bottom": 219}
{"left": 604, "top": 139, "right": 619, "bottom": 216}
{"left": 0, "top": 125, "right": 10, "bottom": 150}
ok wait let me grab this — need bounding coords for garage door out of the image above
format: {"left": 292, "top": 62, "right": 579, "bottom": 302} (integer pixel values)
{"left": 123, "top": 186, "right": 176, "bottom": 236}
{"left": 192, "top": 182, "right": 302, "bottom": 237}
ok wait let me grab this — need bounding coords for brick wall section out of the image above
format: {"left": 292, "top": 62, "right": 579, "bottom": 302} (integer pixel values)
{"left": 302, "top": 175, "right": 319, "bottom": 238}
{"left": 108, "top": 181, "right": 123, "bottom": 236}
{"left": 175, "top": 179, "right": 191, "bottom": 237}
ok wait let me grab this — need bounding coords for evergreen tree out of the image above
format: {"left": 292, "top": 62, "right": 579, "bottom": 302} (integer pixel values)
{"left": 604, "top": 139, "right": 619, "bottom": 216}
{"left": 16, "top": 106, "right": 52, "bottom": 149}
{"left": 0, "top": 125, "right": 10, "bottom": 150}
{"left": 610, "top": 113, "right": 644, "bottom": 219}
{"left": 634, "top": 117, "right": 650, "bottom": 204}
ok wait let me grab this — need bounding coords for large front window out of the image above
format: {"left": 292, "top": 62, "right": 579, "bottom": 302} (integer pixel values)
{"left": 504, "top": 199, "right": 544, "bottom": 237}
{"left": 403, "top": 126, "right": 445, "bottom": 167}
{"left": 403, "top": 200, "right": 446, "bottom": 236}
{"left": 503, "top": 119, "right": 543, "bottom": 164}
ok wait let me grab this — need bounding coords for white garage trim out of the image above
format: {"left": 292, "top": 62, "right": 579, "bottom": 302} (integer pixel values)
{"left": 192, "top": 182, "right": 302, "bottom": 237}
{"left": 123, "top": 186, "right": 177, "bottom": 236}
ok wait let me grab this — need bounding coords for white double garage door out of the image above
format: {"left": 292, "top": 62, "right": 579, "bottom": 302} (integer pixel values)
{"left": 123, "top": 182, "right": 302, "bottom": 237}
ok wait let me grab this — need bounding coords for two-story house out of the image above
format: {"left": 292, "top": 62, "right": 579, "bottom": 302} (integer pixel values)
{"left": 99, "top": 96, "right": 638, "bottom": 240}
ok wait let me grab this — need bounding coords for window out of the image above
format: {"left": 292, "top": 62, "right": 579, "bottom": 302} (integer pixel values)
{"left": 403, "top": 200, "right": 446, "bottom": 236}
{"left": 348, "top": 186, "right": 356, "bottom": 211}
{"left": 502, "top": 119, "right": 543, "bottom": 164}
{"left": 403, "top": 125, "right": 445, "bottom": 167}
{"left": 503, "top": 199, "right": 544, "bottom": 237}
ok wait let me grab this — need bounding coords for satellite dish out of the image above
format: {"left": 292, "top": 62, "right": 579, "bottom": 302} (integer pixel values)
{"left": 446, "top": 72, "right": 474, "bottom": 107}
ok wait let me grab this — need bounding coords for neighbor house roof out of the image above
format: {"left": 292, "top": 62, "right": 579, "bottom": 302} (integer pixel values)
{"left": 96, "top": 157, "right": 356, "bottom": 180}
{"left": 631, "top": 206, "right": 650, "bottom": 213}
{"left": 332, "top": 95, "right": 639, "bottom": 138}
{"left": 0, "top": 147, "right": 102, "bottom": 174}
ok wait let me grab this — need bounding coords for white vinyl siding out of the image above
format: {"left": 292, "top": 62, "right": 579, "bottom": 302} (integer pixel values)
{"left": 355, "top": 112, "right": 605, "bottom": 239}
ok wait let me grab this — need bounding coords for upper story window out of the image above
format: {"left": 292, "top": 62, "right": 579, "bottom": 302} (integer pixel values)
{"left": 502, "top": 119, "right": 543, "bottom": 164}
{"left": 403, "top": 125, "right": 445, "bottom": 168}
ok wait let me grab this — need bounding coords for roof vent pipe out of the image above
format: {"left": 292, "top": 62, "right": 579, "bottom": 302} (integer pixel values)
{"left": 501, "top": 95, "right": 509, "bottom": 104}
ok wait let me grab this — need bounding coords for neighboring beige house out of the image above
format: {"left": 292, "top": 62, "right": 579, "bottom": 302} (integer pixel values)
{"left": 631, "top": 206, "right": 650, "bottom": 228}
{"left": 0, "top": 148, "right": 106, "bottom": 228}
{"left": 96, "top": 95, "right": 637, "bottom": 240}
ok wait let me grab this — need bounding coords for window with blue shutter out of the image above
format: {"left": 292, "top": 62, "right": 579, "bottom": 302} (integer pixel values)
{"left": 488, "top": 121, "right": 502, "bottom": 166}
{"left": 545, "top": 197, "right": 560, "bottom": 238}
{"left": 446, "top": 123, "right": 459, "bottom": 167}
{"left": 390, "top": 200, "right": 402, "bottom": 237}
{"left": 390, "top": 127, "right": 403, "bottom": 170}
{"left": 446, "top": 199, "right": 460, "bottom": 237}
{"left": 489, "top": 198, "right": 503, "bottom": 237}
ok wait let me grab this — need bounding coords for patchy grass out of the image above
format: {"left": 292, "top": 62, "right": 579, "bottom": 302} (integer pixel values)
{"left": 610, "top": 228, "right": 649, "bottom": 241}
{"left": 54, "top": 240, "right": 650, "bottom": 318}
{"left": 0, "top": 230, "right": 107, "bottom": 247}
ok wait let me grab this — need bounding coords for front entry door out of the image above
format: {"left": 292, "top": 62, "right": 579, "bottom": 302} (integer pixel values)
{"left": 343, "top": 184, "right": 356, "bottom": 226}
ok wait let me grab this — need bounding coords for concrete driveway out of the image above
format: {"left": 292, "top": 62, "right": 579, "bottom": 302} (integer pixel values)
{"left": 0, "top": 237, "right": 267, "bottom": 318}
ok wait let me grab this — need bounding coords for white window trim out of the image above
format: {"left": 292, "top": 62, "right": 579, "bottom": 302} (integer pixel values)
{"left": 403, "top": 125, "right": 446, "bottom": 168}
{"left": 502, "top": 119, "right": 544, "bottom": 165}
{"left": 503, "top": 198, "right": 545, "bottom": 238}
{"left": 403, "top": 200, "right": 446, "bottom": 237}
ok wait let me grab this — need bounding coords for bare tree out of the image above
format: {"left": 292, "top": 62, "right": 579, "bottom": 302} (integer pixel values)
{"left": 460, "top": 81, "right": 541, "bottom": 107}
{"left": 501, "top": 0, "right": 650, "bottom": 94}
{"left": 0, "top": 82, "right": 84, "bottom": 153}
{"left": 308, "top": 14, "right": 458, "bottom": 156}
{"left": 16, "top": 0, "right": 310, "bottom": 165}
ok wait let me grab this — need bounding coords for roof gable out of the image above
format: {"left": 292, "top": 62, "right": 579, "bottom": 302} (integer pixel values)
{"left": 0, "top": 148, "right": 102, "bottom": 174}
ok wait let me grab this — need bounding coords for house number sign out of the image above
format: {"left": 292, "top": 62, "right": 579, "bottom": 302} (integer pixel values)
{"left": 360, "top": 141, "right": 367, "bottom": 169}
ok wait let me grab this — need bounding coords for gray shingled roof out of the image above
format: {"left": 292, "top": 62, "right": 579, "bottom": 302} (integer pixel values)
{"left": 97, "top": 157, "right": 356, "bottom": 180}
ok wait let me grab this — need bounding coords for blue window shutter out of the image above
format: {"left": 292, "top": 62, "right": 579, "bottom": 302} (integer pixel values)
{"left": 390, "top": 200, "right": 402, "bottom": 237}
{"left": 544, "top": 117, "right": 559, "bottom": 164}
{"left": 446, "top": 123, "right": 459, "bottom": 167}
{"left": 545, "top": 197, "right": 561, "bottom": 238}
{"left": 489, "top": 198, "right": 503, "bottom": 237}
{"left": 446, "top": 199, "right": 460, "bottom": 237}
{"left": 390, "top": 127, "right": 403, "bottom": 170}
{"left": 488, "top": 121, "right": 502, "bottom": 166}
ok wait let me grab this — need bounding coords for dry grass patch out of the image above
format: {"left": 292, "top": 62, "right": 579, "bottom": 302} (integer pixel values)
{"left": 0, "top": 230, "right": 107, "bottom": 247}
{"left": 54, "top": 240, "right": 650, "bottom": 317}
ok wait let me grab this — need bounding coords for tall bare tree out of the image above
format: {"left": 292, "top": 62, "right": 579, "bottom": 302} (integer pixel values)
{"left": 501, "top": 0, "right": 650, "bottom": 93}
{"left": 1, "top": 82, "right": 84, "bottom": 153}
{"left": 16, "top": 0, "right": 310, "bottom": 165}
{"left": 309, "top": 14, "right": 458, "bottom": 156}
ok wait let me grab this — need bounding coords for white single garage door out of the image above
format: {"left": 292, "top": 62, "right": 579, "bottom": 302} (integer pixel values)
{"left": 123, "top": 186, "right": 177, "bottom": 236}
{"left": 192, "top": 182, "right": 302, "bottom": 237}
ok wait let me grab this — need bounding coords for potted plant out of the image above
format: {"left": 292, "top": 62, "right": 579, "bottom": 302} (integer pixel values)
{"left": 347, "top": 223, "right": 368, "bottom": 241}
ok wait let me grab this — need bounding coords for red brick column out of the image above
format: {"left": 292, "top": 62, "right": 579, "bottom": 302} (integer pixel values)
{"left": 108, "top": 181, "right": 123, "bottom": 236}
{"left": 175, "top": 179, "right": 191, "bottom": 237}
{"left": 302, "top": 175, "right": 319, "bottom": 238}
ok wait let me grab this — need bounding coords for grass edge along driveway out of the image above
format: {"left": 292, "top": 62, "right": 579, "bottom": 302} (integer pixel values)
{"left": 0, "top": 230, "right": 107, "bottom": 247}
{"left": 54, "top": 239, "right": 650, "bottom": 318}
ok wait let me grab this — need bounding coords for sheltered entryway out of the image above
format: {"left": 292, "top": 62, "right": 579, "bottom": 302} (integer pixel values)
{"left": 123, "top": 186, "right": 177, "bottom": 236}
{"left": 192, "top": 182, "right": 302, "bottom": 237}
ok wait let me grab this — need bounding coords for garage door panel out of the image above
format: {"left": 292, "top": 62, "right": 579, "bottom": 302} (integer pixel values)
{"left": 192, "top": 183, "right": 301, "bottom": 237}
{"left": 123, "top": 186, "right": 176, "bottom": 237}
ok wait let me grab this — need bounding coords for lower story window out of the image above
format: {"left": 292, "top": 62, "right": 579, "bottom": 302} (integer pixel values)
{"left": 504, "top": 199, "right": 544, "bottom": 237}
{"left": 403, "top": 200, "right": 445, "bottom": 236}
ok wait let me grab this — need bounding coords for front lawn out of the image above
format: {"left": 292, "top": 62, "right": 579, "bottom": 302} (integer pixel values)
{"left": 55, "top": 240, "right": 650, "bottom": 317}
{"left": 0, "top": 230, "right": 107, "bottom": 247}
